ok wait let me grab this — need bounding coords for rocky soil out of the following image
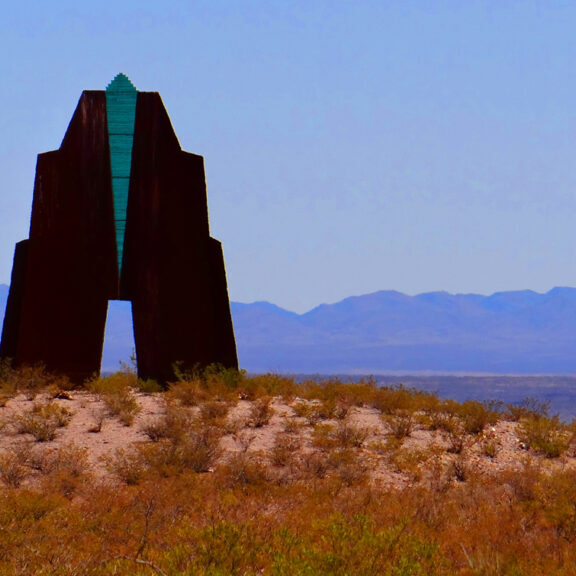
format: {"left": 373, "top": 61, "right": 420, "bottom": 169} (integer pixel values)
{"left": 0, "top": 389, "right": 573, "bottom": 490}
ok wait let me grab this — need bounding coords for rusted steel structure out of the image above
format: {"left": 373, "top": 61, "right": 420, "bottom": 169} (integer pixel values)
{"left": 0, "top": 74, "right": 237, "bottom": 384}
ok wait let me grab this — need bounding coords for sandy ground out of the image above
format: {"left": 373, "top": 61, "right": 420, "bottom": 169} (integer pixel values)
{"left": 0, "top": 390, "right": 573, "bottom": 489}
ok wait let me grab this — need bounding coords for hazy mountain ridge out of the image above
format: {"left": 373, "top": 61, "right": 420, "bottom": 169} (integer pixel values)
{"left": 2, "top": 284, "right": 576, "bottom": 374}
{"left": 232, "top": 287, "right": 576, "bottom": 373}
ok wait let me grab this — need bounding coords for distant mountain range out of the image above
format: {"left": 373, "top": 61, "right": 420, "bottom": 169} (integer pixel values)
{"left": 2, "top": 284, "right": 576, "bottom": 374}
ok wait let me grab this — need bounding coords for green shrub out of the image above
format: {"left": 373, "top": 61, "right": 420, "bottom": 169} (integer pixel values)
{"left": 136, "top": 378, "right": 162, "bottom": 394}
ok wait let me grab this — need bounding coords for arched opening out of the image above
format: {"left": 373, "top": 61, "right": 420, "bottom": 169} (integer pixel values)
{"left": 100, "top": 300, "right": 136, "bottom": 375}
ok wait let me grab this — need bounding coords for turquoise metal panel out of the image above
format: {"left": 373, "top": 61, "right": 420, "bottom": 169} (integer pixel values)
{"left": 106, "top": 73, "right": 137, "bottom": 273}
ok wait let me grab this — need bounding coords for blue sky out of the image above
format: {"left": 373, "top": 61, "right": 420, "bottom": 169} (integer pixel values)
{"left": 2, "top": 1, "right": 576, "bottom": 313}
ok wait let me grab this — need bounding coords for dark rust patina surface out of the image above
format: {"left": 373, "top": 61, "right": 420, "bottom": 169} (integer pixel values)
{"left": 0, "top": 82, "right": 237, "bottom": 384}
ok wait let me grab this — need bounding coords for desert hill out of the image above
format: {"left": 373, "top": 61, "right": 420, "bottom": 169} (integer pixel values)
{"left": 0, "top": 371, "right": 575, "bottom": 574}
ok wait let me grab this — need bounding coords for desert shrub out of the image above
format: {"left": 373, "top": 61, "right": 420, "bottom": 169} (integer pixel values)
{"left": 166, "top": 378, "right": 207, "bottom": 406}
{"left": 312, "top": 423, "right": 337, "bottom": 451}
{"left": 87, "top": 405, "right": 106, "bottom": 433}
{"left": 300, "top": 378, "right": 378, "bottom": 409}
{"left": 519, "top": 414, "right": 569, "bottom": 458}
{"left": 502, "top": 459, "right": 542, "bottom": 503}
{"left": 115, "top": 403, "right": 224, "bottom": 481}
{"left": 104, "top": 387, "right": 140, "bottom": 426}
{"left": 479, "top": 425, "right": 501, "bottom": 459}
{"left": 200, "top": 399, "right": 232, "bottom": 426}
{"left": 142, "top": 417, "right": 170, "bottom": 442}
{"left": 426, "top": 405, "right": 475, "bottom": 454}
{"left": 456, "top": 400, "right": 501, "bottom": 435}
{"left": 11, "top": 377, "right": 576, "bottom": 574}
{"left": 89, "top": 373, "right": 140, "bottom": 425}
{"left": 171, "top": 360, "right": 204, "bottom": 382}
{"left": 312, "top": 421, "right": 370, "bottom": 452}
{"left": 172, "top": 363, "right": 246, "bottom": 399}
{"left": 538, "top": 470, "right": 576, "bottom": 543}
{"left": 0, "top": 359, "right": 18, "bottom": 404}
{"left": 300, "top": 451, "right": 330, "bottom": 479}
{"left": 15, "top": 401, "right": 72, "bottom": 442}
{"left": 37, "top": 444, "right": 91, "bottom": 497}
{"left": 426, "top": 408, "right": 456, "bottom": 433}
{"left": 13, "top": 364, "right": 49, "bottom": 400}
{"left": 147, "top": 403, "right": 194, "bottom": 444}
{"left": 231, "top": 430, "right": 256, "bottom": 454}
{"left": 249, "top": 397, "right": 274, "bottom": 428}
{"left": 136, "top": 378, "right": 162, "bottom": 394}
{"left": 389, "top": 447, "right": 431, "bottom": 482}
{"left": 221, "top": 453, "right": 271, "bottom": 487}
{"left": 156, "top": 425, "right": 223, "bottom": 476}
{"left": 505, "top": 397, "right": 550, "bottom": 422}
{"left": 108, "top": 448, "right": 149, "bottom": 485}
{"left": 203, "top": 363, "right": 246, "bottom": 391}
{"left": 482, "top": 438, "right": 500, "bottom": 459}
{"left": 332, "top": 398, "right": 353, "bottom": 420}
{"left": 443, "top": 422, "right": 470, "bottom": 455}
{"left": 384, "top": 409, "right": 415, "bottom": 440}
{"left": 0, "top": 450, "right": 28, "bottom": 488}
{"left": 238, "top": 373, "right": 297, "bottom": 401}
{"left": 292, "top": 400, "right": 333, "bottom": 425}
{"left": 88, "top": 370, "right": 137, "bottom": 394}
{"left": 170, "top": 516, "right": 280, "bottom": 576}
{"left": 327, "top": 449, "right": 368, "bottom": 486}
{"left": 283, "top": 417, "right": 305, "bottom": 434}
{"left": 450, "top": 456, "right": 470, "bottom": 482}
{"left": 270, "top": 433, "right": 301, "bottom": 467}
{"left": 291, "top": 400, "right": 313, "bottom": 421}
{"left": 371, "top": 384, "right": 438, "bottom": 415}
{"left": 333, "top": 421, "right": 370, "bottom": 448}
{"left": 266, "top": 514, "right": 447, "bottom": 576}
{"left": 370, "top": 436, "right": 401, "bottom": 456}
{"left": 0, "top": 363, "right": 70, "bottom": 400}
{"left": 134, "top": 425, "right": 222, "bottom": 481}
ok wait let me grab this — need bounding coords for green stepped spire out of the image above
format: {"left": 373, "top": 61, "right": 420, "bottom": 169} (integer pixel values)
{"left": 106, "top": 73, "right": 137, "bottom": 274}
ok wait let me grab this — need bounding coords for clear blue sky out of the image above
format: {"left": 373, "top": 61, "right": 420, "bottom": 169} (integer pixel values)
{"left": 1, "top": 1, "right": 576, "bottom": 313}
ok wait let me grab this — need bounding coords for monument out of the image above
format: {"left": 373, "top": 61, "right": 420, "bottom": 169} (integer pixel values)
{"left": 0, "top": 74, "right": 238, "bottom": 384}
